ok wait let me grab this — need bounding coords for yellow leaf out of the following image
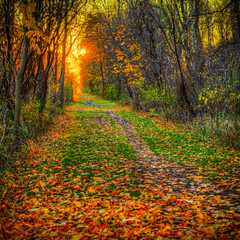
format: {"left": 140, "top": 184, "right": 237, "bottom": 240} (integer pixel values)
{"left": 50, "top": 232, "right": 57, "bottom": 237}
{"left": 71, "top": 233, "right": 83, "bottom": 240}
{"left": 75, "top": 201, "right": 82, "bottom": 207}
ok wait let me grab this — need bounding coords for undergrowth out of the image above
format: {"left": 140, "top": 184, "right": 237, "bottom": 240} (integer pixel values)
{"left": 0, "top": 100, "right": 63, "bottom": 173}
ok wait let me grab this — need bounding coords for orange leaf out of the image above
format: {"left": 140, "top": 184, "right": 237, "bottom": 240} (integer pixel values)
{"left": 88, "top": 186, "right": 96, "bottom": 193}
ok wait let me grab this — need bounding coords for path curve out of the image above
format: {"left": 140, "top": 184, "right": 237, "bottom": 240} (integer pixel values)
{"left": 85, "top": 99, "right": 240, "bottom": 213}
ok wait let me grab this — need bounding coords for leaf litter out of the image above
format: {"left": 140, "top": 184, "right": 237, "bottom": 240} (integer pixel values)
{"left": 0, "top": 94, "right": 239, "bottom": 239}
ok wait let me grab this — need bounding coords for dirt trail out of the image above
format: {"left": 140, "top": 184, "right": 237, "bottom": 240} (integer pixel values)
{"left": 85, "top": 99, "right": 240, "bottom": 213}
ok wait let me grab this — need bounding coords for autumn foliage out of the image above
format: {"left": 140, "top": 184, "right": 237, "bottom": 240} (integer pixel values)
{"left": 1, "top": 96, "right": 240, "bottom": 239}
{"left": 80, "top": 0, "right": 240, "bottom": 147}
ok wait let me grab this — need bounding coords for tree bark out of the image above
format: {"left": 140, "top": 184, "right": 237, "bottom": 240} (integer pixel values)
{"left": 172, "top": 16, "right": 195, "bottom": 117}
{"left": 53, "top": 48, "right": 58, "bottom": 104}
{"left": 100, "top": 63, "right": 105, "bottom": 95}
{"left": 39, "top": 51, "right": 54, "bottom": 113}
{"left": 58, "top": 0, "right": 68, "bottom": 108}
{"left": 14, "top": 29, "right": 29, "bottom": 145}
{"left": 233, "top": 0, "right": 240, "bottom": 85}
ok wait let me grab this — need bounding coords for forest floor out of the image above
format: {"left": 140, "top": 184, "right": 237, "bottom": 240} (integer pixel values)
{"left": 1, "top": 93, "right": 240, "bottom": 239}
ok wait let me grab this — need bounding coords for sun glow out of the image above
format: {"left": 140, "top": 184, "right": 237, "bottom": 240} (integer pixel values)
{"left": 80, "top": 49, "right": 86, "bottom": 55}
{"left": 66, "top": 43, "right": 86, "bottom": 101}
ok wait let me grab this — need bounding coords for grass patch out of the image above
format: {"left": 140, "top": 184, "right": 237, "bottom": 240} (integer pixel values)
{"left": 115, "top": 111, "right": 240, "bottom": 181}
{"left": 35, "top": 104, "right": 139, "bottom": 200}
{"left": 96, "top": 99, "right": 119, "bottom": 108}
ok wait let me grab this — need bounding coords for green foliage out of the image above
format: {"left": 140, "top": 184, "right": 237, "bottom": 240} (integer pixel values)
{"left": 195, "top": 78, "right": 240, "bottom": 147}
{"left": 149, "top": 108, "right": 160, "bottom": 118}
{"left": 144, "top": 86, "right": 175, "bottom": 105}
{"left": 105, "top": 83, "right": 120, "bottom": 100}
{"left": 82, "top": 86, "right": 92, "bottom": 94}
{"left": 21, "top": 100, "right": 62, "bottom": 139}
{"left": 198, "top": 78, "right": 239, "bottom": 113}
{"left": 65, "top": 80, "right": 74, "bottom": 102}
{"left": 140, "top": 85, "right": 177, "bottom": 120}
{"left": 141, "top": 86, "right": 161, "bottom": 104}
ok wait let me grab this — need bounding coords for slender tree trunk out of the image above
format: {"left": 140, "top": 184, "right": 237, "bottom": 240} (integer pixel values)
{"left": 53, "top": 48, "right": 58, "bottom": 104}
{"left": 190, "top": 0, "right": 195, "bottom": 52}
{"left": 207, "top": 0, "right": 211, "bottom": 49}
{"left": 117, "top": 0, "right": 121, "bottom": 18}
{"left": 100, "top": 63, "right": 105, "bottom": 95}
{"left": 172, "top": 17, "right": 195, "bottom": 117}
{"left": 1, "top": 0, "right": 14, "bottom": 111}
{"left": 14, "top": 29, "right": 29, "bottom": 145}
{"left": 233, "top": 0, "right": 240, "bottom": 85}
{"left": 149, "top": 27, "right": 162, "bottom": 89}
{"left": 39, "top": 51, "right": 54, "bottom": 113}
{"left": 58, "top": 0, "right": 68, "bottom": 108}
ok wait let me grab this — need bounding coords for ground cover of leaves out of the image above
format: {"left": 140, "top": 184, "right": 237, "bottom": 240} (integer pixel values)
{"left": 0, "top": 95, "right": 240, "bottom": 239}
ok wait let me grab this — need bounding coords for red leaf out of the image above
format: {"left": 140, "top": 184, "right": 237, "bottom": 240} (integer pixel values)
{"left": 99, "top": 223, "right": 108, "bottom": 230}
{"left": 89, "top": 221, "right": 99, "bottom": 226}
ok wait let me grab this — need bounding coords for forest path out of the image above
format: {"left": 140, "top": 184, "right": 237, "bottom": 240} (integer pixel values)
{"left": 83, "top": 96, "right": 240, "bottom": 212}
{"left": 1, "top": 93, "right": 240, "bottom": 239}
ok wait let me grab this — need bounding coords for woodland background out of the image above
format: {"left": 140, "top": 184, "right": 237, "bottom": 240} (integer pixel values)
{"left": 0, "top": 0, "right": 240, "bottom": 168}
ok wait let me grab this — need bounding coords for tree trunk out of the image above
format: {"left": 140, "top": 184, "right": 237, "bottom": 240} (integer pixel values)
{"left": 233, "top": 0, "right": 240, "bottom": 85}
{"left": 207, "top": 0, "right": 211, "bottom": 49}
{"left": 58, "top": 0, "right": 68, "bottom": 108}
{"left": 190, "top": 0, "right": 195, "bottom": 52}
{"left": 14, "top": 29, "right": 29, "bottom": 145}
{"left": 53, "top": 48, "right": 58, "bottom": 104}
{"left": 100, "top": 63, "right": 105, "bottom": 95}
{"left": 172, "top": 16, "right": 195, "bottom": 117}
{"left": 39, "top": 51, "right": 54, "bottom": 113}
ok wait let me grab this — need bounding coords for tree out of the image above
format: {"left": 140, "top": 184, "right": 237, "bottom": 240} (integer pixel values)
{"left": 58, "top": 0, "right": 68, "bottom": 108}
{"left": 14, "top": 28, "right": 29, "bottom": 145}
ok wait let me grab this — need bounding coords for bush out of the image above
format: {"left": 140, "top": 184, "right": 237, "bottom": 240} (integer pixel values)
{"left": 194, "top": 77, "right": 240, "bottom": 148}
{"left": 190, "top": 113, "right": 240, "bottom": 148}
{"left": 105, "top": 83, "right": 120, "bottom": 100}
{"left": 65, "top": 80, "right": 74, "bottom": 102}
{"left": 0, "top": 103, "right": 14, "bottom": 171}
{"left": 140, "top": 85, "right": 177, "bottom": 120}
{"left": 21, "top": 100, "right": 62, "bottom": 139}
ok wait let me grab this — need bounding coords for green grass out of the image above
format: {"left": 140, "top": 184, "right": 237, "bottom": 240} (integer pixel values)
{"left": 114, "top": 111, "right": 240, "bottom": 180}
{"left": 71, "top": 95, "right": 240, "bottom": 181}
{"left": 35, "top": 104, "right": 140, "bottom": 200}
{"left": 77, "top": 99, "right": 87, "bottom": 105}
{"left": 94, "top": 99, "right": 119, "bottom": 108}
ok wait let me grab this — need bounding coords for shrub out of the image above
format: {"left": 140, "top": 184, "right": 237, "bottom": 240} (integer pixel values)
{"left": 65, "top": 80, "right": 74, "bottom": 102}
{"left": 0, "top": 103, "right": 14, "bottom": 171}
{"left": 105, "top": 83, "right": 120, "bottom": 100}
{"left": 140, "top": 85, "right": 177, "bottom": 120}
{"left": 21, "top": 100, "right": 62, "bottom": 139}
{"left": 190, "top": 113, "right": 240, "bottom": 148}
